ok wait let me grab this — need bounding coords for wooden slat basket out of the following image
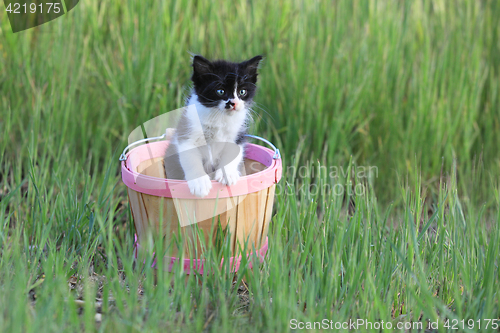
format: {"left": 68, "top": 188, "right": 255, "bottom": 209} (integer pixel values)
{"left": 120, "top": 133, "right": 282, "bottom": 274}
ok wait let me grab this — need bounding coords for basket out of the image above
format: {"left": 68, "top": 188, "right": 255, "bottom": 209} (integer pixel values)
{"left": 120, "top": 133, "right": 282, "bottom": 274}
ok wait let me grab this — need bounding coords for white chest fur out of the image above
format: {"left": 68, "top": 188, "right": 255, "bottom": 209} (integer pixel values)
{"left": 185, "top": 94, "right": 247, "bottom": 145}
{"left": 169, "top": 94, "right": 247, "bottom": 197}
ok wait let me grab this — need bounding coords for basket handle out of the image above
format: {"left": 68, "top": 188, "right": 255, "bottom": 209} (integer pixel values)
{"left": 244, "top": 134, "right": 281, "bottom": 160}
{"left": 119, "top": 133, "right": 166, "bottom": 161}
{"left": 119, "top": 133, "right": 281, "bottom": 161}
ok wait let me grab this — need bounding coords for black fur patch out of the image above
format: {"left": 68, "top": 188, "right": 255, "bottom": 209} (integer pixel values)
{"left": 235, "top": 130, "right": 247, "bottom": 145}
{"left": 191, "top": 55, "right": 263, "bottom": 108}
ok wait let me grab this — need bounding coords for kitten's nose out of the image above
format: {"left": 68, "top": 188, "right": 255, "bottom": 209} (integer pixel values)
{"left": 225, "top": 99, "right": 238, "bottom": 110}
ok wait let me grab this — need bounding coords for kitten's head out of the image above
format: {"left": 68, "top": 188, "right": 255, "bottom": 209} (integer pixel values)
{"left": 191, "top": 55, "right": 263, "bottom": 113}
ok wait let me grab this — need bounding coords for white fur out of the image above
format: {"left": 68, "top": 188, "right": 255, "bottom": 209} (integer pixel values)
{"left": 176, "top": 93, "right": 248, "bottom": 197}
{"left": 214, "top": 147, "right": 243, "bottom": 185}
{"left": 187, "top": 174, "right": 212, "bottom": 197}
{"left": 187, "top": 94, "right": 247, "bottom": 143}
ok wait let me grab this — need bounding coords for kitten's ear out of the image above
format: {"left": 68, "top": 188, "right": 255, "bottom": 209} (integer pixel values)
{"left": 241, "top": 55, "right": 263, "bottom": 77}
{"left": 192, "top": 55, "right": 213, "bottom": 76}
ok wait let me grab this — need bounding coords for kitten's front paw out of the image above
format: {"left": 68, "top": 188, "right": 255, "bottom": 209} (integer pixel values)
{"left": 215, "top": 167, "right": 240, "bottom": 186}
{"left": 187, "top": 175, "right": 212, "bottom": 197}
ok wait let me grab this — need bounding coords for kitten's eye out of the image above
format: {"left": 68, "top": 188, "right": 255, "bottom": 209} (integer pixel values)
{"left": 216, "top": 89, "right": 225, "bottom": 96}
{"left": 238, "top": 89, "right": 247, "bottom": 97}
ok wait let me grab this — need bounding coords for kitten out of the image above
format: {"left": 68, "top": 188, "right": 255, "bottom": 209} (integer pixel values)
{"left": 163, "top": 55, "right": 263, "bottom": 197}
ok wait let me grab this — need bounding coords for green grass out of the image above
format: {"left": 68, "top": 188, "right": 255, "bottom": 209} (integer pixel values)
{"left": 1, "top": 0, "right": 499, "bottom": 331}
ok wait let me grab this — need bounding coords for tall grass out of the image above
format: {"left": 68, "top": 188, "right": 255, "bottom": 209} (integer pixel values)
{"left": 1, "top": 0, "right": 499, "bottom": 331}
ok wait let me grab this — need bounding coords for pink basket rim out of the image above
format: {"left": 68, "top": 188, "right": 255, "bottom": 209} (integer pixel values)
{"left": 121, "top": 141, "right": 282, "bottom": 199}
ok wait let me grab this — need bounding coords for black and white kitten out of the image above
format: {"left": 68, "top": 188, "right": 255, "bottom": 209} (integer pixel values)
{"left": 164, "top": 55, "right": 263, "bottom": 197}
